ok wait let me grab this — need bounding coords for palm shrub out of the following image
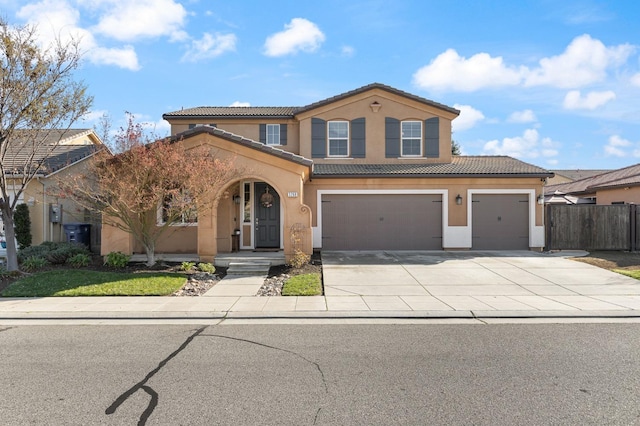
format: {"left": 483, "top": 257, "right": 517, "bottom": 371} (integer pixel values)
{"left": 14, "top": 203, "right": 32, "bottom": 249}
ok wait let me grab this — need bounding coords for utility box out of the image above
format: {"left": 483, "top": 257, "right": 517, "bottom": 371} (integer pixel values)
{"left": 49, "top": 204, "right": 62, "bottom": 223}
{"left": 63, "top": 223, "right": 91, "bottom": 247}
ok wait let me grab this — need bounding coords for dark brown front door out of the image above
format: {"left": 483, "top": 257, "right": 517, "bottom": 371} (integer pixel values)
{"left": 255, "top": 182, "right": 280, "bottom": 248}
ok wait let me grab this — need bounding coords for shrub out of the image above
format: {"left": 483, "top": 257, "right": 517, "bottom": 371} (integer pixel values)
{"left": 104, "top": 251, "right": 130, "bottom": 269}
{"left": 21, "top": 256, "right": 49, "bottom": 272}
{"left": 288, "top": 249, "right": 310, "bottom": 269}
{"left": 180, "top": 261, "right": 196, "bottom": 271}
{"left": 45, "top": 242, "right": 89, "bottom": 265}
{"left": 67, "top": 253, "right": 91, "bottom": 268}
{"left": 197, "top": 262, "right": 215, "bottom": 274}
{"left": 18, "top": 245, "right": 50, "bottom": 263}
{"left": 14, "top": 203, "right": 32, "bottom": 249}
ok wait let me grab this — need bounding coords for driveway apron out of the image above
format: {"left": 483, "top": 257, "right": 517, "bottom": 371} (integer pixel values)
{"left": 321, "top": 251, "right": 640, "bottom": 313}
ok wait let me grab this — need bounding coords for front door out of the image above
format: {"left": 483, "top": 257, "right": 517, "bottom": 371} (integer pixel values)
{"left": 255, "top": 182, "right": 280, "bottom": 248}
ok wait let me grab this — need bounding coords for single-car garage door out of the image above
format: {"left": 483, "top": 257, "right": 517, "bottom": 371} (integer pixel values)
{"left": 472, "top": 194, "right": 529, "bottom": 249}
{"left": 321, "top": 194, "right": 442, "bottom": 250}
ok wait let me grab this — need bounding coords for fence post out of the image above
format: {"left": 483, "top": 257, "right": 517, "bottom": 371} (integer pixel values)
{"left": 631, "top": 204, "right": 637, "bottom": 252}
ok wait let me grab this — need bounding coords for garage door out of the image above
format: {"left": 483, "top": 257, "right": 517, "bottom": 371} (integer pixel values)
{"left": 321, "top": 194, "right": 442, "bottom": 250}
{"left": 472, "top": 194, "right": 529, "bottom": 249}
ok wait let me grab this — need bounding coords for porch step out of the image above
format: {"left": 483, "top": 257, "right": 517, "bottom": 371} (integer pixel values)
{"left": 226, "top": 261, "right": 272, "bottom": 275}
{"left": 214, "top": 252, "right": 286, "bottom": 268}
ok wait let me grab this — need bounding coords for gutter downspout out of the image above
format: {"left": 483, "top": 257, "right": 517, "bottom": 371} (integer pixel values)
{"left": 38, "top": 177, "right": 49, "bottom": 243}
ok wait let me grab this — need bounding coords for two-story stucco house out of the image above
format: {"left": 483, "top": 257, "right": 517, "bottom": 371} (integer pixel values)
{"left": 101, "top": 83, "right": 553, "bottom": 262}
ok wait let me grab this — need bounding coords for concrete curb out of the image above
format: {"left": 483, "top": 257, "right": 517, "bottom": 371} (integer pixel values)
{"left": 2, "top": 309, "right": 640, "bottom": 321}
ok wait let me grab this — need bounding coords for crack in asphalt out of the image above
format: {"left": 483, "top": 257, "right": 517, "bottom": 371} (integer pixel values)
{"left": 202, "top": 333, "right": 329, "bottom": 394}
{"left": 0, "top": 326, "right": 15, "bottom": 333}
{"left": 105, "top": 326, "right": 207, "bottom": 425}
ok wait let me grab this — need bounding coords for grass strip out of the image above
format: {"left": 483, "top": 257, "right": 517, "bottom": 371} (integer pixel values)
{"left": 281, "top": 273, "right": 322, "bottom": 296}
{"left": 1, "top": 269, "right": 186, "bottom": 297}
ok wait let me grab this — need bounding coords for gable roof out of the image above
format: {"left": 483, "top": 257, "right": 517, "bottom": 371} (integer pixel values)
{"left": 162, "top": 83, "right": 460, "bottom": 120}
{"left": 3, "top": 129, "right": 103, "bottom": 176}
{"left": 313, "top": 156, "right": 553, "bottom": 178}
{"left": 170, "top": 125, "right": 313, "bottom": 167}
{"left": 294, "top": 83, "right": 460, "bottom": 116}
{"left": 545, "top": 163, "right": 640, "bottom": 195}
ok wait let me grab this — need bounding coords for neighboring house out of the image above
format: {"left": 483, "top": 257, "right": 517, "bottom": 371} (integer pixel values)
{"left": 2, "top": 129, "right": 105, "bottom": 250}
{"left": 101, "top": 83, "right": 553, "bottom": 261}
{"left": 545, "top": 163, "right": 640, "bottom": 205}
{"left": 547, "top": 169, "right": 610, "bottom": 186}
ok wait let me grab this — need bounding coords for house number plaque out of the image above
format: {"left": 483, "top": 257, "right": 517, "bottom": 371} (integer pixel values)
{"left": 287, "top": 192, "right": 298, "bottom": 198}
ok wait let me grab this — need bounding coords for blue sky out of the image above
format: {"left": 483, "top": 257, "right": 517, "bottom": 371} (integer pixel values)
{"left": 3, "top": 0, "right": 640, "bottom": 170}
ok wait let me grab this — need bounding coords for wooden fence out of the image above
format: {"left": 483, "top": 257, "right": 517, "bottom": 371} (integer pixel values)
{"left": 545, "top": 204, "right": 640, "bottom": 251}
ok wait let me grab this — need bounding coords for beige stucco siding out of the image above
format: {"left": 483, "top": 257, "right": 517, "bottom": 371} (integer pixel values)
{"left": 596, "top": 187, "right": 640, "bottom": 205}
{"left": 297, "top": 88, "right": 456, "bottom": 164}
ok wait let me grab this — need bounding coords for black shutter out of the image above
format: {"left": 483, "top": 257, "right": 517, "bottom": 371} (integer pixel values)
{"left": 385, "top": 117, "right": 400, "bottom": 158}
{"left": 311, "top": 118, "right": 326, "bottom": 158}
{"left": 259, "top": 124, "right": 266, "bottom": 144}
{"left": 424, "top": 117, "right": 439, "bottom": 157}
{"left": 280, "top": 124, "right": 287, "bottom": 146}
{"left": 351, "top": 118, "right": 365, "bottom": 158}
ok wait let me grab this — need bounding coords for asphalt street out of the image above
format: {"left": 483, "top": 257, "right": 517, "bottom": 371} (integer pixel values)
{"left": 1, "top": 323, "right": 639, "bottom": 425}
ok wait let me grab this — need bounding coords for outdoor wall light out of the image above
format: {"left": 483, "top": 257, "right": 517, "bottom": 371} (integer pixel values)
{"left": 537, "top": 194, "right": 545, "bottom": 205}
{"left": 455, "top": 194, "right": 463, "bottom": 205}
{"left": 233, "top": 195, "right": 242, "bottom": 205}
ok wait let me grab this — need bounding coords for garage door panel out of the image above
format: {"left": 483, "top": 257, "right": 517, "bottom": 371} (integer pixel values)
{"left": 322, "top": 194, "right": 442, "bottom": 250}
{"left": 472, "top": 194, "right": 529, "bottom": 250}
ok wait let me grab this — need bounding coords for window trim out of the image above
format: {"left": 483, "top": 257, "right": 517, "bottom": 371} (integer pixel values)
{"left": 265, "top": 123, "right": 281, "bottom": 146}
{"left": 401, "top": 120, "right": 422, "bottom": 157}
{"left": 157, "top": 193, "right": 198, "bottom": 227}
{"left": 327, "top": 120, "right": 350, "bottom": 158}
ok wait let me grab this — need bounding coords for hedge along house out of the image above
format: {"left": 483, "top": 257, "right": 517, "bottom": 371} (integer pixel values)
{"left": 101, "top": 83, "right": 553, "bottom": 262}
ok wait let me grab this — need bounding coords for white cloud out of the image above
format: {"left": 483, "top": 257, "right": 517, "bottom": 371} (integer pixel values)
{"left": 229, "top": 101, "right": 251, "bottom": 107}
{"left": 413, "top": 49, "right": 524, "bottom": 92}
{"left": 341, "top": 45, "right": 355, "bottom": 57}
{"left": 508, "top": 109, "right": 537, "bottom": 123}
{"left": 482, "top": 128, "right": 559, "bottom": 160}
{"left": 452, "top": 104, "right": 485, "bottom": 132}
{"left": 91, "top": 0, "right": 187, "bottom": 42}
{"left": 604, "top": 135, "right": 633, "bottom": 157}
{"left": 631, "top": 73, "right": 640, "bottom": 87}
{"left": 413, "top": 34, "right": 634, "bottom": 92}
{"left": 563, "top": 90, "right": 616, "bottom": 110}
{"left": 524, "top": 34, "right": 633, "bottom": 88}
{"left": 263, "top": 18, "right": 325, "bottom": 57}
{"left": 181, "top": 33, "right": 236, "bottom": 62}
{"left": 17, "top": 0, "right": 140, "bottom": 70}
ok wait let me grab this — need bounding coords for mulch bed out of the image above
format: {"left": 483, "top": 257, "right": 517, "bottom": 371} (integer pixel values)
{"left": 570, "top": 251, "right": 640, "bottom": 271}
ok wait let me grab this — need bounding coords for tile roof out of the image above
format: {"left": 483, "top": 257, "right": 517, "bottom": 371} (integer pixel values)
{"left": 163, "top": 83, "right": 460, "bottom": 119}
{"left": 313, "top": 156, "right": 553, "bottom": 177}
{"left": 171, "top": 125, "right": 313, "bottom": 168}
{"left": 163, "top": 106, "right": 298, "bottom": 119}
{"left": 3, "top": 129, "right": 102, "bottom": 176}
{"left": 551, "top": 169, "right": 611, "bottom": 181}
{"left": 545, "top": 163, "right": 640, "bottom": 194}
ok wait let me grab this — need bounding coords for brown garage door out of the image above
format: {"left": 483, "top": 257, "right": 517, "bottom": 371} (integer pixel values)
{"left": 472, "top": 194, "right": 529, "bottom": 249}
{"left": 321, "top": 194, "right": 442, "bottom": 250}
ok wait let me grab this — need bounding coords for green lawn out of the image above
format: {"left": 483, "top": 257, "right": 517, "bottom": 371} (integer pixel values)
{"left": 282, "top": 273, "right": 322, "bottom": 296}
{"left": 0, "top": 270, "right": 187, "bottom": 297}
{"left": 614, "top": 269, "right": 640, "bottom": 280}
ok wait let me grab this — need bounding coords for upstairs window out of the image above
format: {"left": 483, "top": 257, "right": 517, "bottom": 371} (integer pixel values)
{"left": 328, "top": 121, "right": 349, "bottom": 157}
{"left": 401, "top": 121, "right": 422, "bottom": 156}
{"left": 266, "top": 124, "right": 280, "bottom": 145}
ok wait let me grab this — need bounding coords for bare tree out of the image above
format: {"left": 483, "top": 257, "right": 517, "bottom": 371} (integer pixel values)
{"left": 58, "top": 115, "right": 242, "bottom": 266}
{"left": 0, "top": 19, "right": 93, "bottom": 271}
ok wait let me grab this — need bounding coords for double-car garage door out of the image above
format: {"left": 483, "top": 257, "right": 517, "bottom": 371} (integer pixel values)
{"left": 321, "top": 194, "right": 442, "bottom": 250}
{"left": 321, "top": 193, "right": 530, "bottom": 250}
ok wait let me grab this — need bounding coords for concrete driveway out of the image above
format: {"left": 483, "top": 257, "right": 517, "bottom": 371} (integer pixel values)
{"left": 321, "top": 251, "right": 640, "bottom": 314}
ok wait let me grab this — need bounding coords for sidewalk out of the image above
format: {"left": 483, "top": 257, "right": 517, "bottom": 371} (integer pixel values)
{"left": 2, "top": 251, "right": 640, "bottom": 321}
